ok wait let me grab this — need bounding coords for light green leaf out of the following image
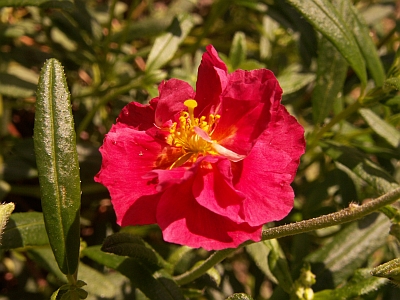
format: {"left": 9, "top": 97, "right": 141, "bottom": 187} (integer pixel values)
{"left": 286, "top": 0, "right": 367, "bottom": 86}
{"left": 0, "top": 203, "right": 15, "bottom": 244}
{"left": 0, "top": 212, "right": 49, "bottom": 249}
{"left": 0, "top": 0, "right": 74, "bottom": 9}
{"left": 246, "top": 242, "right": 277, "bottom": 284}
{"left": 312, "top": 36, "right": 348, "bottom": 124}
{"left": 229, "top": 32, "right": 247, "bottom": 70}
{"left": 314, "top": 269, "right": 387, "bottom": 300}
{"left": 34, "top": 59, "right": 81, "bottom": 275}
{"left": 278, "top": 64, "right": 315, "bottom": 95}
{"left": 384, "top": 77, "right": 400, "bottom": 91}
{"left": 226, "top": 293, "right": 254, "bottom": 300}
{"left": 359, "top": 108, "right": 400, "bottom": 148}
{"left": 146, "top": 14, "right": 195, "bottom": 72}
{"left": 306, "top": 213, "right": 390, "bottom": 289}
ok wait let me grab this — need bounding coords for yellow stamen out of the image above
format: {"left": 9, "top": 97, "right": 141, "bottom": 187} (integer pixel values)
{"left": 184, "top": 99, "right": 197, "bottom": 125}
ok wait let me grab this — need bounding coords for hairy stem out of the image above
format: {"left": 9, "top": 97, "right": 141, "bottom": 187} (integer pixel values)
{"left": 174, "top": 187, "right": 400, "bottom": 285}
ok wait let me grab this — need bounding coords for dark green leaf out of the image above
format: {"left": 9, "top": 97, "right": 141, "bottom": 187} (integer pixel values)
{"left": 313, "top": 269, "right": 387, "bottom": 300}
{"left": 0, "top": 0, "right": 74, "bottom": 9}
{"left": 322, "top": 141, "right": 400, "bottom": 195}
{"left": 101, "top": 232, "right": 172, "bottom": 272}
{"left": 306, "top": 213, "right": 390, "bottom": 289}
{"left": 82, "top": 246, "right": 185, "bottom": 300}
{"left": 286, "top": 0, "right": 367, "bottom": 86}
{"left": 34, "top": 58, "right": 81, "bottom": 275}
{"left": 340, "top": 0, "right": 385, "bottom": 86}
{"left": 312, "top": 36, "right": 348, "bottom": 124}
{"left": 146, "top": 14, "right": 195, "bottom": 72}
{"left": 246, "top": 242, "right": 278, "bottom": 284}
{"left": 0, "top": 212, "right": 48, "bottom": 249}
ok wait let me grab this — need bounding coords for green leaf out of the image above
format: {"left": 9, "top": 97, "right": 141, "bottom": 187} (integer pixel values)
{"left": 101, "top": 232, "right": 173, "bottom": 272}
{"left": 247, "top": 240, "right": 293, "bottom": 293}
{"left": 306, "top": 213, "right": 390, "bottom": 289}
{"left": 82, "top": 246, "right": 185, "bottom": 300}
{"left": 229, "top": 31, "right": 247, "bottom": 70}
{"left": 359, "top": 108, "right": 400, "bottom": 148}
{"left": 313, "top": 269, "right": 387, "bottom": 300}
{"left": 0, "top": 180, "right": 11, "bottom": 201}
{"left": 0, "top": 212, "right": 49, "bottom": 249}
{"left": 277, "top": 64, "right": 315, "bottom": 95}
{"left": 28, "top": 247, "right": 116, "bottom": 299}
{"left": 0, "top": 72, "right": 37, "bottom": 98}
{"left": 146, "top": 14, "right": 195, "bottom": 72}
{"left": 286, "top": 0, "right": 367, "bottom": 86}
{"left": 226, "top": 293, "right": 254, "bottom": 300}
{"left": 341, "top": 0, "right": 385, "bottom": 86}
{"left": 322, "top": 141, "right": 400, "bottom": 195}
{"left": 371, "top": 258, "right": 400, "bottom": 285}
{"left": 384, "top": 77, "right": 400, "bottom": 91}
{"left": 34, "top": 58, "right": 81, "bottom": 275}
{"left": 312, "top": 36, "right": 348, "bottom": 124}
{"left": 0, "top": 0, "right": 74, "bottom": 9}
{"left": 0, "top": 203, "right": 15, "bottom": 244}
{"left": 246, "top": 242, "right": 278, "bottom": 284}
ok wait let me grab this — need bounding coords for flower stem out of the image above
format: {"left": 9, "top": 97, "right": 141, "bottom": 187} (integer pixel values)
{"left": 174, "top": 187, "right": 400, "bottom": 285}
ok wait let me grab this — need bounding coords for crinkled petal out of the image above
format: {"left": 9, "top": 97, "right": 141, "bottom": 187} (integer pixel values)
{"left": 233, "top": 105, "right": 305, "bottom": 226}
{"left": 156, "top": 175, "right": 262, "bottom": 250}
{"left": 155, "top": 79, "right": 195, "bottom": 127}
{"left": 192, "top": 157, "right": 246, "bottom": 223}
{"left": 95, "top": 125, "right": 166, "bottom": 226}
{"left": 116, "top": 98, "right": 158, "bottom": 131}
{"left": 212, "top": 69, "right": 282, "bottom": 156}
{"left": 195, "top": 45, "right": 228, "bottom": 116}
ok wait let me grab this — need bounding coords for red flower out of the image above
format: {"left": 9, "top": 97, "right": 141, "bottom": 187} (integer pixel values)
{"left": 95, "top": 45, "right": 305, "bottom": 250}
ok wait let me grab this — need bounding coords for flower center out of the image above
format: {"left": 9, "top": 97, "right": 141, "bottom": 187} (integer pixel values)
{"left": 166, "top": 99, "right": 220, "bottom": 167}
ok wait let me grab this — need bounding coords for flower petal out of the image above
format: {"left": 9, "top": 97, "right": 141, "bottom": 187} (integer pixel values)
{"left": 192, "top": 157, "right": 246, "bottom": 224}
{"left": 233, "top": 105, "right": 305, "bottom": 226}
{"left": 95, "top": 125, "right": 166, "bottom": 226}
{"left": 116, "top": 98, "right": 158, "bottom": 131}
{"left": 155, "top": 79, "right": 195, "bottom": 127}
{"left": 195, "top": 45, "right": 228, "bottom": 116}
{"left": 212, "top": 69, "right": 283, "bottom": 156}
{"left": 156, "top": 174, "right": 262, "bottom": 250}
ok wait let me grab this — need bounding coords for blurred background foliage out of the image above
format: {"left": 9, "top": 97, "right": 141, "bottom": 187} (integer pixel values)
{"left": 0, "top": 0, "right": 400, "bottom": 299}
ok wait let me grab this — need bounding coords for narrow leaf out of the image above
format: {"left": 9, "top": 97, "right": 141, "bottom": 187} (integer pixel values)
{"left": 286, "top": 0, "right": 367, "bottom": 86}
{"left": 371, "top": 258, "right": 400, "bottom": 285}
{"left": 306, "top": 213, "right": 390, "bottom": 289}
{"left": 343, "top": 0, "right": 385, "bottom": 86}
{"left": 0, "top": 212, "right": 49, "bottom": 249}
{"left": 0, "top": 203, "right": 15, "bottom": 244}
{"left": 82, "top": 246, "right": 184, "bottom": 300}
{"left": 0, "top": 0, "right": 74, "bottom": 9}
{"left": 312, "top": 36, "right": 348, "bottom": 124}
{"left": 322, "top": 141, "right": 400, "bottom": 195}
{"left": 229, "top": 31, "right": 247, "bottom": 70}
{"left": 146, "top": 14, "right": 194, "bottom": 72}
{"left": 359, "top": 108, "right": 400, "bottom": 148}
{"left": 313, "top": 269, "right": 387, "bottom": 300}
{"left": 34, "top": 58, "right": 81, "bottom": 275}
{"left": 226, "top": 294, "right": 254, "bottom": 300}
{"left": 101, "top": 232, "right": 173, "bottom": 272}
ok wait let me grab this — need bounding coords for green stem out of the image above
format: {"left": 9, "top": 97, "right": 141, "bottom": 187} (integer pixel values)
{"left": 174, "top": 187, "right": 400, "bottom": 285}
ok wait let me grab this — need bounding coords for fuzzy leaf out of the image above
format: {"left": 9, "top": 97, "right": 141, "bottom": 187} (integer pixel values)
{"left": 312, "top": 36, "right": 348, "bottom": 124}
{"left": 34, "top": 58, "right": 81, "bottom": 275}
{"left": 286, "top": 0, "right": 367, "bottom": 86}
{"left": 0, "top": 212, "right": 48, "bottom": 249}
